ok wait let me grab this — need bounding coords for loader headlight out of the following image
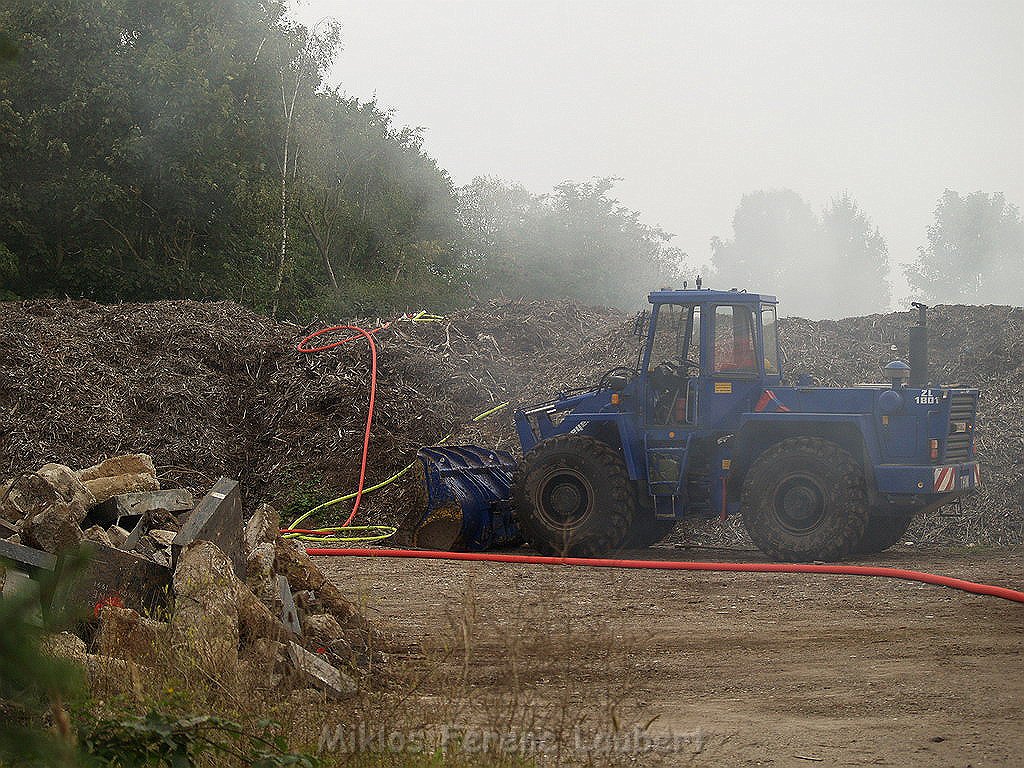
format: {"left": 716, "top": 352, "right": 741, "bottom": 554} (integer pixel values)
{"left": 882, "top": 360, "right": 911, "bottom": 389}
{"left": 878, "top": 389, "right": 903, "bottom": 415}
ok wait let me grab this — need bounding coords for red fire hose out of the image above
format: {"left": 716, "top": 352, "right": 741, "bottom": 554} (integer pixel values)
{"left": 290, "top": 318, "right": 1021, "bottom": 606}
{"left": 289, "top": 322, "right": 384, "bottom": 532}
{"left": 306, "top": 548, "right": 1024, "bottom": 604}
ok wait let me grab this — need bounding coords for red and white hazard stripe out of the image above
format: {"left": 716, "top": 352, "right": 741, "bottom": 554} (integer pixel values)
{"left": 933, "top": 466, "right": 956, "bottom": 493}
{"left": 753, "top": 389, "right": 792, "bottom": 413}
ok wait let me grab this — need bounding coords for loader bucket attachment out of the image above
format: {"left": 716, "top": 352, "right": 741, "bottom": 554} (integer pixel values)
{"left": 412, "top": 446, "right": 522, "bottom": 551}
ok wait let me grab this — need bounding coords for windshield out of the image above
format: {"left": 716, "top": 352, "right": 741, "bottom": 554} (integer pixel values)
{"left": 647, "top": 303, "right": 698, "bottom": 371}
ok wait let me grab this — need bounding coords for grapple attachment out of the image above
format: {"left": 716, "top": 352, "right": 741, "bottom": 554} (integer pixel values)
{"left": 412, "top": 446, "right": 522, "bottom": 551}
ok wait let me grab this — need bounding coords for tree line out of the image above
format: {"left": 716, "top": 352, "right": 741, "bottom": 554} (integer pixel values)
{"left": 0, "top": 0, "right": 1020, "bottom": 319}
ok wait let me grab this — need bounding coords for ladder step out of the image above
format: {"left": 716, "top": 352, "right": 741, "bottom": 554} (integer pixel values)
{"left": 643, "top": 434, "right": 693, "bottom": 496}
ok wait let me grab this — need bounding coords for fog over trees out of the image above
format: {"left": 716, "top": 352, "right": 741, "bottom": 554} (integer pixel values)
{"left": 0, "top": 0, "right": 1019, "bottom": 318}
{"left": 905, "top": 191, "right": 1024, "bottom": 307}
{"left": 709, "top": 189, "right": 892, "bottom": 318}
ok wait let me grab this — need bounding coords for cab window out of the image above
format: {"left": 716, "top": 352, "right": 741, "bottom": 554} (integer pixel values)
{"left": 647, "top": 303, "right": 698, "bottom": 371}
{"left": 648, "top": 304, "right": 681, "bottom": 370}
{"left": 713, "top": 305, "right": 758, "bottom": 374}
{"left": 762, "top": 305, "right": 780, "bottom": 375}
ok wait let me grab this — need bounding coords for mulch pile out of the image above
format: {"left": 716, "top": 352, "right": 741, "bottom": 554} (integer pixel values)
{"left": 781, "top": 305, "right": 1024, "bottom": 546}
{"left": 1, "top": 298, "right": 1020, "bottom": 545}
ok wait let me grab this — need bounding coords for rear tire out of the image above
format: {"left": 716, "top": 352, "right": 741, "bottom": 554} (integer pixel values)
{"left": 852, "top": 508, "right": 915, "bottom": 555}
{"left": 741, "top": 437, "right": 869, "bottom": 562}
{"left": 514, "top": 435, "right": 634, "bottom": 557}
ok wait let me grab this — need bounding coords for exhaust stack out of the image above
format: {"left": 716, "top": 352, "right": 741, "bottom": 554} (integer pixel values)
{"left": 908, "top": 302, "right": 929, "bottom": 388}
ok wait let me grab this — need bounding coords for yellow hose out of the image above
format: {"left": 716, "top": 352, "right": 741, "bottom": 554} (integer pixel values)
{"left": 285, "top": 309, "right": 509, "bottom": 545}
{"left": 283, "top": 400, "right": 511, "bottom": 544}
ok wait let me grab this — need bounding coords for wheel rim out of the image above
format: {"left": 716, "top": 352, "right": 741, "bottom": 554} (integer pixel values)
{"left": 772, "top": 473, "right": 827, "bottom": 533}
{"left": 537, "top": 467, "right": 594, "bottom": 529}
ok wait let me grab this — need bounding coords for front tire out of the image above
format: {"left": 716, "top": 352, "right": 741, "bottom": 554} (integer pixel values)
{"left": 514, "top": 435, "right": 634, "bottom": 557}
{"left": 741, "top": 437, "right": 869, "bottom": 562}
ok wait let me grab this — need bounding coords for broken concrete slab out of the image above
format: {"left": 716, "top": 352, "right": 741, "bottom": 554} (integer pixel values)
{"left": 83, "top": 473, "right": 160, "bottom": 507}
{"left": 148, "top": 529, "right": 176, "bottom": 548}
{"left": 84, "top": 653, "right": 144, "bottom": 700}
{"left": 0, "top": 537, "right": 57, "bottom": 571}
{"left": 172, "top": 477, "right": 244, "bottom": 578}
{"left": 303, "top": 613, "right": 354, "bottom": 662}
{"left": 41, "top": 631, "right": 88, "bottom": 661}
{"left": 1, "top": 568, "right": 43, "bottom": 625}
{"left": 303, "top": 613, "right": 345, "bottom": 643}
{"left": 237, "top": 582, "right": 290, "bottom": 644}
{"left": 83, "top": 525, "right": 113, "bottom": 547}
{"left": 1, "top": 472, "right": 63, "bottom": 522}
{"left": 278, "top": 574, "right": 301, "bottom": 635}
{"left": 274, "top": 538, "right": 366, "bottom": 629}
{"left": 107, "top": 525, "right": 130, "bottom": 548}
{"left": 170, "top": 540, "right": 239, "bottom": 673}
{"left": 2, "top": 567, "right": 37, "bottom": 596}
{"left": 245, "top": 542, "right": 276, "bottom": 604}
{"left": 68, "top": 542, "right": 172, "bottom": 617}
{"left": 241, "top": 637, "right": 285, "bottom": 674}
{"left": 96, "top": 605, "right": 168, "bottom": 665}
{"left": 89, "top": 488, "right": 194, "bottom": 527}
{"left": 37, "top": 464, "right": 96, "bottom": 510}
{"left": 78, "top": 454, "right": 156, "bottom": 482}
{"left": 22, "top": 500, "right": 87, "bottom": 553}
{"left": 286, "top": 641, "right": 356, "bottom": 699}
{"left": 244, "top": 504, "right": 280, "bottom": 553}
{"left": 121, "top": 514, "right": 148, "bottom": 552}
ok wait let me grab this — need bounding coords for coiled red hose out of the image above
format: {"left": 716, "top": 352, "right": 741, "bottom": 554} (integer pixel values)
{"left": 306, "top": 548, "right": 1024, "bottom": 604}
{"left": 291, "top": 322, "right": 386, "bottom": 530}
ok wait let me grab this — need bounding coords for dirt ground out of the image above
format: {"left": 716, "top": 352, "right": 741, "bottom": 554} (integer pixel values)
{"left": 319, "top": 545, "right": 1023, "bottom": 767}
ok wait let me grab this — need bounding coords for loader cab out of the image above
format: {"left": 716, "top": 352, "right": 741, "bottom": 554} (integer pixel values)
{"left": 642, "top": 289, "right": 780, "bottom": 431}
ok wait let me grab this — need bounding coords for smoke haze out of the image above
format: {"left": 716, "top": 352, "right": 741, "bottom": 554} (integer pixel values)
{"left": 290, "top": 0, "right": 1024, "bottom": 313}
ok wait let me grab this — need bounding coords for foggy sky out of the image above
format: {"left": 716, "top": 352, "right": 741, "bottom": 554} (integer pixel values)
{"left": 290, "top": 0, "right": 1024, "bottom": 306}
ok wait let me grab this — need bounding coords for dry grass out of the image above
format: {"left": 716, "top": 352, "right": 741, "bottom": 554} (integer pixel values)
{"left": 76, "top": 571, "right": 660, "bottom": 767}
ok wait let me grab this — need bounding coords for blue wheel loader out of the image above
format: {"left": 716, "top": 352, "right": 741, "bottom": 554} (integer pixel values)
{"left": 413, "top": 286, "right": 981, "bottom": 562}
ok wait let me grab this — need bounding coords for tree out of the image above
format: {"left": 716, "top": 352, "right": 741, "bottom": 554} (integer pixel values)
{"left": 711, "top": 189, "right": 891, "bottom": 318}
{"left": 0, "top": 0, "right": 703, "bottom": 318}
{"left": 0, "top": 0, "right": 465, "bottom": 318}
{"left": 0, "top": 0, "right": 290, "bottom": 304}
{"left": 906, "top": 190, "right": 1024, "bottom": 306}
{"left": 820, "top": 192, "right": 890, "bottom": 316}
{"left": 711, "top": 189, "right": 823, "bottom": 315}
{"left": 287, "top": 95, "right": 463, "bottom": 316}
{"left": 457, "top": 176, "right": 689, "bottom": 309}
{"left": 269, "top": 17, "right": 342, "bottom": 317}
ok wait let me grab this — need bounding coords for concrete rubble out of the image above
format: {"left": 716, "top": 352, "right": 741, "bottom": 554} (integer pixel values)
{"left": 2, "top": 454, "right": 376, "bottom": 702}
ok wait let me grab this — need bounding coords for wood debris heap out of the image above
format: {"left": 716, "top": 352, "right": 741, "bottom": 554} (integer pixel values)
{"left": 0, "top": 298, "right": 1020, "bottom": 545}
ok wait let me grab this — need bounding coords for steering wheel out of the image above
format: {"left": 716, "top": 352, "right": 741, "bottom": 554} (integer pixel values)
{"left": 598, "top": 366, "right": 636, "bottom": 390}
{"left": 656, "top": 359, "right": 700, "bottom": 376}
{"left": 650, "top": 360, "right": 684, "bottom": 389}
